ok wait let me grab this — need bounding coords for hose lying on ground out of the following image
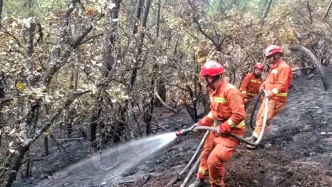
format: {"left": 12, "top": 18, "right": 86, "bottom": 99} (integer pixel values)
{"left": 166, "top": 131, "right": 209, "bottom": 187}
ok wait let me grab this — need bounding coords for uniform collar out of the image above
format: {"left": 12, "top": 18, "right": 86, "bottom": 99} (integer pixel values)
{"left": 211, "top": 80, "right": 227, "bottom": 95}
{"left": 271, "top": 59, "right": 283, "bottom": 69}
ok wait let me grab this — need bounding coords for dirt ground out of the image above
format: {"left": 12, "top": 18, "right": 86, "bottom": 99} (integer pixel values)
{"left": 13, "top": 67, "right": 332, "bottom": 187}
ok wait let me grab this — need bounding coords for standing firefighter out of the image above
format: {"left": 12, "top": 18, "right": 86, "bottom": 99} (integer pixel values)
{"left": 247, "top": 45, "right": 293, "bottom": 149}
{"left": 240, "top": 63, "right": 264, "bottom": 109}
{"left": 189, "top": 60, "right": 246, "bottom": 187}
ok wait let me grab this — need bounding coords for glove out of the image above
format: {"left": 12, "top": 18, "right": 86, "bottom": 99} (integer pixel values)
{"left": 197, "top": 117, "right": 214, "bottom": 127}
{"left": 267, "top": 92, "right": 275, "bottom": 98}
{"left": 259, "top": 87, "right": 264, "bottom": 94}
{"left": 216, "top": 121, "right": 232, "bottom": 134}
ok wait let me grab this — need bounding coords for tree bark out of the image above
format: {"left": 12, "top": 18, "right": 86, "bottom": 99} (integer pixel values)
{"left": 89, "top": 107, "right": 101, "bottom": 148}
{"left": 156, "top": 0, "right": 161, "bottom": 37}
{"left": 323, "top": 0, "right": 332, "bottom": 20}
{"left": 0, "top": 0, "right": 3, "bottom": 28}
{"left": 0, "top": 146, "right": 29, "bottom": 187}
{"left": 44, "top": 135, "right": 49, "bottom": 155}
{"left": 261, "top": 0, "right": 272, "bottom": 26}
{"left": 27, "top": 22, "right": 36, "bottom": 80}
{"left": 306, "top": 0, "right": 312, "bottom": 24}
{"left": 133, "top": 0, "right": 144, "bottom": 34}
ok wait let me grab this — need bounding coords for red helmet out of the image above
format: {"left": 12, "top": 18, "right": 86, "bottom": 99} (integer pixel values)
{"left": 254, "top": 63, "right": 264, "bottom": 70}
{"left": 264, "top": 45, "right": 283, "bottom": 58}
{"left": 200, "top": 60, "right": 225, "bottom": 77}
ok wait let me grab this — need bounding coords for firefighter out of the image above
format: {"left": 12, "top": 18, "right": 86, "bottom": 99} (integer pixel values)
{"left": 240, "top": 63, "right": 264, "bottom": 109}
{"left": 189, "top": 60, "right": 246, "bottom": 187}
{"left": 247, "top": 45, "right": 293, "bottom": 149}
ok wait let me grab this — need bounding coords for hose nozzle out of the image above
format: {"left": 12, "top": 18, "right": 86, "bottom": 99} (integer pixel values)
{"left": 175, "top": 128, "right": 193, "bottom": 136}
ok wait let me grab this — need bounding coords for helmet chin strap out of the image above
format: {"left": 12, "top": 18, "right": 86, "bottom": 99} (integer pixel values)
{"left": 204, "top": 76, "right": 214, "bottom": 87}
{"left": 271, "top": 54, "right": 281, "bottom": 64}
{"left": 204, "top": 74, "right": 223, "bottom": 88}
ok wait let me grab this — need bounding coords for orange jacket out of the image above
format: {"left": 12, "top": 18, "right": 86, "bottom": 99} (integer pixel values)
{"left": 240, "top": 72, "right": 263, "bottom": 99}
{"left": 198, "top": 81, "right": 246, "bottom": 130}
{"left": 261, "top": 59, "right": 291, "bottom": 102}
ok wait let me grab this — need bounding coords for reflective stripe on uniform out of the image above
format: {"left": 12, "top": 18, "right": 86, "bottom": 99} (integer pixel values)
{"left": 247, "top": 92, "right": 254, "bottom": 96}
{"left": 228, "top": 118, "right": 236, "bottom": 127}
{"left": 250, "top": 79, "right": 262, "bottom": 84}
{"left": 198, "top": 166, "right": 209, "bottom": 175}
{"left": 272, "top": 88, "right": 278, "bottom": 94}
{"left": 242, "top": 90, "right": 254, "bottom": 96}
{"left": 213, "top": 178, "right": 222, "bottom": 184}
{"left": 271, "top": 69, "right": 278, "bottom": 74}
{"left": 237, "top": 120, "right": 245, "bottom": 128}
{"left": 215, "top": 97, "right": 227, "bottom": 103}
{"left": 276, "top": 92, "right": 287, "bottom": 97}
{"left": 267, "top": 90, "right": 288, "bottom": 97}
{"left": 227, "top": 119, "right": 245, "bottom": 128}
{"left": 207, "top": 112, "right": 214, "bottom": 119}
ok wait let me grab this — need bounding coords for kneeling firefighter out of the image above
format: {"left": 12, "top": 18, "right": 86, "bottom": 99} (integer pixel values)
{"left": 189, "top": 60, "right": 247, "bottom": 187}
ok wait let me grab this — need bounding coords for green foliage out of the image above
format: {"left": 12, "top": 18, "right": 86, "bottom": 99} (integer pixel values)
{"left": 4, "top": 0, "right": 67, "bottom": 17}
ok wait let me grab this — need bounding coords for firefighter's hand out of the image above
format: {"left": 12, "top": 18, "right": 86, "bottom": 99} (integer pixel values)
{"left": 217, "top": 122, "right": 231, "bottom": 135}
{"left": 259, "top": 87, "right": 264, "bottom": 93}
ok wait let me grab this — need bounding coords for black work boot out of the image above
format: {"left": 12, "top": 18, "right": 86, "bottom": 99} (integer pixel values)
{"left": 246, "top": 136, "right": 257, "bottom": 149}
{"left": 188, "top": 178, "right": 205, "bottom": 187}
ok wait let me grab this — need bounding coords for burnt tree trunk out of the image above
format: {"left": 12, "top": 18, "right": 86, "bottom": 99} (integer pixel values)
{"left": 44, "top": 135, "right": 49, "bottom": 155}
{"left": 89, "top": 107, "right": 102, "bottom": 148}
{"left": 133, "top": 0, "right": 144, "bottom": 34}
{"left": 112, "top": 106, "right": 126, "bottom": 143}
{"left": 153, "top": 0, "right": 166, "bottom": 107}
{"left": 261, "top": 0, "right": 272, "bottom": 26}
{"left": 66, "top": 110, "right": 74, "bottom": 138}
{"left": 0, "top": 73, "right": 6, "bottom": 147}
{"left": 0, "top": 146, "right": 29, "bottom": 187}
{"left": 0, "top": 0, "right": 3, "bottom": 28}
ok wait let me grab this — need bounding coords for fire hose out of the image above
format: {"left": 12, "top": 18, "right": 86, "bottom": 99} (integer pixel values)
{"left": 177, "top": 90, "right": 269, "bottom": 146}
{"left": 168, "top": 90, "right": 269, "bottom": 186}
{"left": 166, "top": 131, "right": 209, "bottom": 187}
{"left": 250, "top": 92, "right": 263, "bottom": 130}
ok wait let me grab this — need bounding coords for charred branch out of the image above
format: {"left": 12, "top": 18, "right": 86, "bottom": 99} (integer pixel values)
{"left": 133, "top": 0, "right": 144, "bottom": 34}
{"left": 289, "top": 32, "right": 329, "bottom": 91}
{"left": 72, "top": 25, "right": 93, "bottom": 49}
{"left": 0, "top": 0, "right": 2, "bottom": 28}
{"left": 79, "top": 33, "right": 104, "bottom": 45}
{"left": 306, "top": 0, "right": 313, "bottom": 24}
{"left": 26, "top": 91, "right": 90, "bottom": 147}
{"left": 1, "top": 28, "right": 24, "bottom": 48}
{"left": 188, "top": 0, "right": 218, "bottom": 47}
{"left": 154, "top": 86, "right": 179, "bottom": 114}
{"left": 323, "top": 0, "right": 332, "bottom": 20}
{"left": 261, "top": 0, "right": 272, "bottom": 26}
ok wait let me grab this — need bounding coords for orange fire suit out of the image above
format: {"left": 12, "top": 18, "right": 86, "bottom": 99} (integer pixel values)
{"left": 253, "top": 59, "right": 292, "bottom": 138}
{"left": 240, "top": 72, "right": 263, "bottom": 109}
{"left": 197, "top": 81, "right": 246, "bottom": 187}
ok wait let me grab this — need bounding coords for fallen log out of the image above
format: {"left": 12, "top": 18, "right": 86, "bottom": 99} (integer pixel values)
{"left": 289, "top": 31, "right": 330, "bottom": 91}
